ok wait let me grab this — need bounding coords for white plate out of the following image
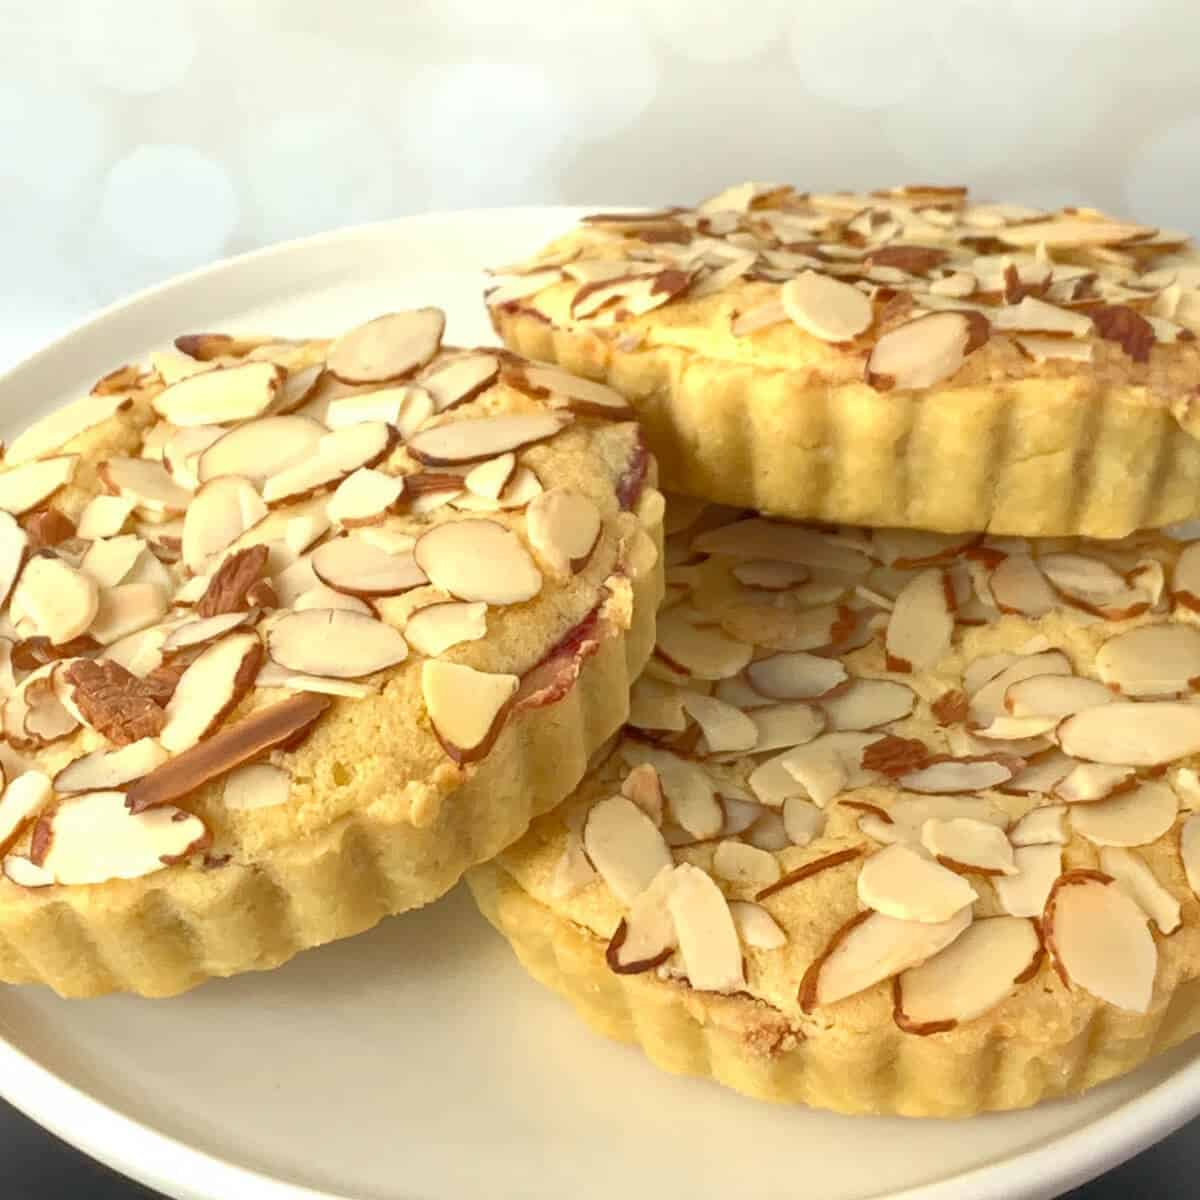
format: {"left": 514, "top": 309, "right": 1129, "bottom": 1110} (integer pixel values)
{"left": 0, "top": 208, "right": 1197, "bottom": 1200}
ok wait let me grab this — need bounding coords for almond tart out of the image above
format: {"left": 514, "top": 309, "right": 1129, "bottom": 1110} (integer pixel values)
{"left": 0, "top": 309, "right": 663, "bottom": 997}
{"left": 468, "top": 501, "right": 1200, "bottom": 1116}
{"left": 487, "top": 184, "right": 1200, "bottom": 538}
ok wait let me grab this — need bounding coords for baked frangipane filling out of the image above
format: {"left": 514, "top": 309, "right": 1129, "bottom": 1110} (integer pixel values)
{"left": 469, "top": 500, "right": 1200, "bottom": 1116}
{"left": 0, "top": 309, "right": 663, "bottom": 997}
{"left": 487, "top": 184, "right": 1200, "bottom": 537}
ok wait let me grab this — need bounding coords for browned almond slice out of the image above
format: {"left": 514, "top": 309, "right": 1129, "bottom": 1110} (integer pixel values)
{"left": 0, "top": 771, "right": 51, "bottom": 854}
{"left": 820, "top": 679, "right": 915, "bottom": 731}
{"left": 1171, "top": 542, "right": 1200, "bottom": 611}
{"left": 422, "top": 353, "right": 499, "bottom": 414}
{"left": 728, "top": 899, "right": 787, "bottom": 949}
{"left": 655, "top": 608, "right": 752, "bottom": 680}
{"left": 857, "top": 843, "right": 978, "bottom": 922}
{"left": 1069, "top": 780, "right": 1177, "bottom": 847}
{"left": 153, "top": 362, "right": 283, "bottom": 426}
{"left": 223, "top": 762, "right": 290, "bottom": 811}
{"left": 1059, "top": 702, "right": 1200, "bottom": 765}
{"left": 621, "top": 743, "right": 724, "bottom": 838}
{"left": 921, "top": 816, "right": 1016, "bottom": 875}
{"left": 162, "top": 611, "right": 255, "bottom": 654}
{"left": 746, "top": 651, "right": 847, "bottom": 699}
{"left": 174, "top": 331, "right": 275, "bottom": 361}
{"left": 403, "top": 600, "right": 487, "bottom": 657}
{"left": 667, "top": 861, "right": 745, "bottom": 992}
{"left": 1044, "top": 872, "right": 1156, "bottom": 1012}
{"left": 311, "top": 537, "right": 427, "bottom": 597}
{"left": 583, "top": 793, "right": 673, "bottom": 904}
{"left": 0, "top": 456, "right": 79, "bottom": 515}
{"left": 895, "top": 917, "right": 1041, "bottom": 1034}
{"left": 991, "top": 296, "right": 1093, "bottom": 336}
{"left": 1181, "top": 813, "right": 1200, "bottom": 897}
{"left": 525, "top": 488, "right": 602, "bottom": 577}
{"left": 997, "top": 217, "right": 1155, "bottom": 248}
{"left": 750, "top": 702, "right": 825, "bottom": 753}
{"left": 53, "top": 738, "right": 168, "bottom": 793}
{"left": 607, "top": 865, "right": 677, "bottom": 973}
{"left": 995, "top": 844, "right": 1062, "bottom": 917}
{"left": 261, "top": 422, "right": 394, "bottom": 505}
{"left": 680, "top": 692, "right": 758, "bottom": 754}
{"left": 969, "top": 651, "right": 1073, "bottom": 723}
{"left": 885, "top": 568, "right": 953, "bottom": 671}
{"left": 268, "top": 610, "right": 407, "bottom": 678}
{"left": 866, "top": 312, "right": 986, "bottom": 391}
{"left": 271, "top": 364, "right": 325, "bottom": 416}
{"left": 693, "top": 518, "right": 871, "bottom": 574}
{"left": 989, "top": 554, "right": 1057, "bottom": 617}
{"left": 80, "top": 535, "right": 147, "bottom": 589}
{"left": 711, "top": 840, "right": 781, "bottom": 888}
{"left": 39, "top": 790, "right": 208, "bottom": 883}
{"left": 731, "top": 560, "right": 811, "bottom": 589}
{"left": 1094, "top": 624, "right": 1200, "bottom": 696}
{"left": 780, "top": 270, "right": 873, "bottom": 342}
{"left": 406, "top": 413, "right": 567, "bottom": 466}
{"left": 1009, "top": 804, "right": 1068, "bottom": 846}
{"left": 413, "top": 519, "right": 540, "bottom": 606}
{"left": 182, "top": 475, "right": 268, "bottom": 574}
{"left": 1053, "top": 762, "right": 1134, "bottom": 803}
{"left": 513, "top": 363, "right": 632, "bottom": 419}
{"left": 421, "top": 659, "right": 518, "bottom": 763}
{"left": 7, "top": 393, "right": 131, "bottom": 466}
{"left": 196, "top": 415, "right": 325, "bottom": 486}
{"left": 13, "top": 558, "right": 98, "bottom": 645}
{"left": 159, "top": 631, "right": 262, "bottom": 753}
{"left": 327, "top": 467, "right": 405, "bottom": 527}
{"left": 899, "top": 756, "right": 1018, "bottom": 793}
{"left": 801, "top": 905, "right": 972, "bottom": 1010}
{"left": 1100, "top": 847, "right": 1182, "bottom": 935}
{"left": 98, "top": 457, "right": 192, "bottom": 515}
{"left": 463, "top": 453, "right": 516, "bottom": 501}
{"left": 126, "top": 692, "right": 330, "bottom": 812}
{"left": 326, "top": 309, "right": 445, "bottom": 384}
{"left": 1005, "top": 674, "right": 1115, "bottom": 719}
{"left": 76, "top": 494, "right": 135, "bottom": 540}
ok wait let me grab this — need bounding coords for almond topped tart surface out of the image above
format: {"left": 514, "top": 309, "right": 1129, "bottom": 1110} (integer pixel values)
{"left": 487, "top": 184, "right": 1200, "bottom": 538}
{"left": 0, "top": 308, "right": 663, "bottom": 998}
{"left": 468, "top": 499, "right": 1200, "bottom": 1116}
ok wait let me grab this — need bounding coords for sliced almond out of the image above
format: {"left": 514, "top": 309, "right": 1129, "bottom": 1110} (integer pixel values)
{"left": 1059, "top": 701, "right": 1200, "bottom": 766}
{"left": 98, "top": 457, "right": 191, "bottom": 515}
{"left": 857, "top": 843, "right": 978, "bottom": 923}
{"left": 421, "top": 659, "right": 518, "bottom": 763}
{"left": 629, "top": 676, "right": 688, "bottom": 732}
{"left": 1054, "top": 762, "right": 1135, "bottom": 804}
{"left": 406, "top": 412, "right": 567, "bottom": 466}
{"left": 261, "top": 422, "right": 394, "bottom": 505}
{"left": 7, "top": 392, "right": 131, "bottom": 466}
{"left": 423, "top": 353, "right": 500, "bottom": 413}
{"left": 326, "top": 309, "right": 444, "bottom": 384}
{"left": 53, "top": 739, "right": 169, "bottom": 794}
{"left": 692, "top": 518, "right": 871, "bottom": 574}
{"left": 1069, "top": 780, "right": 1177, "bottom": 848}
{"left": 269, "top": 610, "right": 408, "bottom": 679}
{"left": 1100, "top": 847, "right": 1182, "bottom": 935}
{"left": 680, "top": 692, "right": 758, "bottom": 754}
{"left": 182, "top": 475, "right": 268, "bottom": 574}
{"left": 775, "top": 732, "right": 878, "bottom": 807}
{"left": 781, "top": 270, "right": 873, "bottom": 342}
{"left": 731, "top": 560, "right": 811, "bottom": 589}
{"left": 991, "top": 296, "right": 1093, "bottom": 336}
{"left": 223, "top": 762, "right": 291, "bottom": 812}
{"left": 655, "top": 608, "right": 752, "bottom": 680}
{"left": 162, "top": 425, "right": 223, "bottom": 491}
{"left": 0, "top": 771, "right": 51, "bottom": 854}
{"left": 292, "top": 585, "right": 373, "bottom": 616}
{"left": 885, "top": 568, "right": 953, "bottom": 671}
{"left": 0, "top": 456, "right": 79, "bottom": 515}
{"left": 1181, "top": 812, "right": 1200, "bottom": 897}
{"left": 895, "top": 917, "right": 1041, "bottom": 1034}
{"left": 174, "top": 331, "right": 275, "bottom": 361}
{"left": 1039, "top": 552, "right": 1145, "bottom": 616}
{"left": 1009, "top": 804, "right": 1068, "bottom": 846}
{"left": 997, "top": 217, "right": 1155, "bottom": 248}
{"left": 1094, "top": 624, "right": 1200, "bottom": 697}
{"left": 463, "top": 453, "right": 516, "bottom": 501}
{"left": 620, "top": 743, "right": 723, "bottom": 839}
{"left": 746, "top": 652, "right": 847, "bottom": 700}
{"left": 79, "top": 535, "right": 146, "bottom": 589}
{"left": 622, "top": 763, "right": 665, "bottom": 826}
{"left": 403, "top": 601, "right": 487, "bottom": 657}
{"left": 1044, "top": 872, "right": 1156, "bottom": 1012}
{"left": 969, "top": 651, "right": 1073, "bottom": 723}
{"left": 153, "top": 362, "right": 282, "bottom": 426}
{"left": 866, "top": 312, "right": 986, "bottom": 391}
{"left": 995, "top": 843, "right": 1062, "bottom": 918}
{"left": 582, "top": 793, "right": 672, "bottom": 905}
{"left": 413, "top": 519, "right": 541, "bottom": 606}
{"left": 0, "top": 513, "right": 28, "bottom": 608}
{"left": 162, "top": 611, "right": 255, "bottom": 654}
{"left": 921, "top": 816, "right": 1016, "bottom": 875}
{"left": 606, "top": 865, "right": 677, "bottom": 973}
{"left": 13, "top": 557, "right": 99, "bottom": 645}
{"left": 667, "top": 862, "right": 745, "bottom": 993}
{"left": 782, "top": 795, "right": 824, "bottom": 846}
{"left": 311, "top": 536, "right": 426, "bottom": 597}
{"left": 728, "top": 899, "right": 787, "bottom": 950}
{"left": 711, "top": 840, "right": 781, "bottom": 889}
{"left": 750, "top": 702, "right": 825, "bottom": 754}
{"left": 801, "top": 905, "right": 972, "bottom": 1010}
{"left": 899, "top": 756, "right": 1017, "bottom": 794}
{"left": 89, "top": 583, "right": 171, "bottom": 645}
{"left": 525, "top": 489, "right": 602, "bottom": 577}
{"left": 1171, "top": 541, "right": 1200, "bottom": 611}
{"left": 989, "top": 554, "right": 1057, "bottom": 617}
{"left": 512, "top": 363, "right": 633, "bottom": 419}
{"left": 159, "top": 631, "right": 262, "bottom": 753}
{"left": 195, "top": 415, "right": 325, "bottom": 487}
{"left": 820, "top": 678, "right": 915, "bottom": 731}
{"left": 1005, "top": 674, "right": 1115, "bottom": 719}
{"left": 3, "top": 855, "right": 53, "bottom": 888}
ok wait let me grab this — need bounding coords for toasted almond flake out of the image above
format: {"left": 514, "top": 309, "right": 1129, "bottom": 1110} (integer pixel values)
{"left": 998, "top": 217, "right": 1155, "bottom": 248}
{"left": 76, "top": 497, "right": 135, "bottom": 544}
{"left": 486, "top": 268, "right": 565, "bottom": 306}
{"left": 311, "top": 536, "right": 426, "bottom": 598}
{"left": 463, "top": 453, "right": 515, "bottom": 501}
{"left": 655, "top": 609, "right": 753, "bottom": 680}
{"left": 420, "top": 352, "right": 499, "bottom": 414}
{"left": 1069, "top": 780, "right": 1177, "bottom": 847}
{"left": 583, "top": 793, "right": 673, "bottom": 905}
{"left": 991, "top": 296, "right": 1093, "bottom": 336}
{"left": 693, "top": 518, "right": 871, "bottom": 574}
{"left": 746, "top": 652, "right": 847, "bottom": 700}
{"left": 869, "top": 528, "right": 975, "bottom": 569}
{"left": 742, "top": 809, "right": 791, "bottom": 851}
{"left": 972, "top": 713, "right": 1060, "bottom": 741}
{"left": 895, "top": 917, "right": 1041, "bottom": 1034}
{"left": 621, "top": 763, "right": 665, "bottom": 826}
{"left": 750, "top": 702, "right": 826, "bottom": 754}
{"left": 621, "top": 743, "right": 724, "bottom": 839}
{"left": 0, "top": 771, "right": 51, "bottom": 853}
{"left": 1094, "top": 624, "right": 1200, "bottom": 697}
{"left": 421, "top": 659, "right": 518, "bottom": 763}
{"left": 0, "top": 456, "right": 79, "bottom": 515}
{"left": 53, "top": 739, "right": 168, "bottom": 794}
{"left": 181, "top": 475, "right": 268, "bottom": 575}
{"left": 858, "top": 843, "right": 978, "bottom": 923}
{"left": 900, "top": 756, "right": 1016, "bottom": 794}
{"left": 728, "top": 899, "right": 786, "bottom": 949}
{"left": 819, "top": 678, "right": 915, "bottom": 731}
{"left": 195, "top": 415, "right": 324, "bottom": 487}
{"left": 260, "top": 422, "right": 394, "bottom": 505}
{"left": 1059, "top": 702, "right": 1200, "bottom": 766}
{"left": 606, "top": 865, "right": 677, "bottom": 972}
{"left": 525, "top": 488, "right": 602, "bottom": 577}
{"left": 929, "top": 271, "right": 976, "bottom": 297}
{"left": 1100, "top": 847, "right": 1181, "bottom": 935}
{"left": 159, "top": 632, "right": 261, "bottom": 754}
{"left": 1005, "top": 674, "right": 1115, "bottom": 719}
{"left": 407, "top": 413, "right": 567, "bottom": 466}
{"left": 1039, "top": 552, "right": 1139, "bottom": 611}
{"left": 775, "top": 732, "right": 879, "bottom": 807}
{"left": 222, "top": 762, "right": 291, "bottom": 812}
{"left": 989, "top": 554, "right": 1057, "bottom": 617}
{"left": 780, "top": 270, "right": 873, "bottom": 342}
{"left": 79, "top": 535, "right": 146, "bottom": 590}
{"left": 1053, "top": 762, "right": 1135, "bottom": 804}
{"left": 7, "top": 392, "right": 131, "bottom": 466}
{"left": 667, "top": 862, "right": 745, "bottom": 992}
{"left": 12, "top": 557, "right": 98, "bottom": 646}
{"left": 153, "top": 362, "right": 282, "bottom": 426}
{"left": 969, "top": 651, "right": 1073, "bottom": 723}
{"left": 921, "top": 816, "right": 1016, "bottom": 875}
{"left": 712, "top": 840, "right": 781, "bottom": 888}
{"left": 885, "top": 568, "right": 953, "bottom": 672}
{"left": 1009, "top": 804, "right": 1068, "bottom": 846}
{"left": 326, "top": 467, "right": 405, "bottom": 527}
{"left": 413, "top": 519, "right": 541, "bottom": 606}
{"left": 628, "top": 677, "right": 688, "bottom": 732}
{"left": 801, "top": 905, "right": 972, "bottom": 1011}
{"left": 268, "top": 609, "right": 407, "bottom": 679}
{"left": 162, "top": 425, "right": 223, "bottom": 491}
{"left": 101, "top": 625, "right": 168, "bottom": 678}
{"left": 324, "top": 384, "right": 422, "bottom": 430}
{"left": 162, "top": 611, "right": 254, "bottom": 654}
{"left": 779, "top": 795, "right": 822, "bottom": 847}
{"left": 866, "top": 312, "right": 985, "bottom": 391}
{"left": 994, "top": 844, "right": 1062, "bottom": 918}
{"left": 327, "top": 309, "right": 444, "bottom": 384}
{"left": 514, "top": 363, "right": 633, "bottom": 419}
{"left": 292, "top": 585, "right": 372, "bottom": 616}
{"left": 98, "top": 456, "right": 192, "bottom": 515}
{"left": 403, "top": 600, "right": 487, "bottom": 657}
{"left": 1045, "top": 872, "right": 1156, "bottom": 1012}
{"left": 680, "top": 692, "right": 758, "bottom": 754}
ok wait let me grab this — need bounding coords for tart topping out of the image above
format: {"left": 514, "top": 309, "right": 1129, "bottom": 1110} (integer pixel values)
{"left": 1181, "top": 813, "right": 1200, "bottom": 898}
{"left": 326, "top": 309, "right": 445, "bottom": 384}
{"left": 1058, "top": 702, "right": 1200, "bottom": 766}
{"left": 53, "top": 739, "right": 169, "bottom": 793}
{"left": 857, "top": 843, "right": 978, "bottom": 923}
{"left": 728, "top": 899, "right": 787, "bottom": 950}
{"left": 153, "top": 362, "right": 283, "bottom": 426}
{"left": 921, "top": 816, "right": 1016, "bottom": 875}
{"left": 606, "top": 865, "right": 677, "bottom": 973}
{"left": 583, "top": 794, "right": 673, "bottom": 905}
{"left": 668, "top": 862, "right": 745, "bottom": 993}
{"left": 414, "top": 520, "right": 542, "bottom": 605}
{"left": 885, "top": 568, "right": 953, "bottom": 671}
{"left": 13, "top": 558, "right": 99, "bottom": 646}
{"left": 159, "top": 631, "right": 261, "bottom": 753}
{"left": 269, "top": 610, "right": 408, "bottom": 679}
{"left": 1100, "top": 847, "right": 1182, "bottom": 936}
{"left": 526, "top": 489, "right": 602, "bottom": 577}
{"left": 0, "top": 456, "right": 79, "bottom": 516}
{"left": 1094, "top": 624, "right": 1200, "bottom": 696}
{"left": 1068, "top": 781, "right": 1178, "bottom": 848}
{"left": 223, "top": 762, "right": 291, "bottom": 812}
{"left": 403, "top": 601, "right": 487, "bottom": 658}
{"left": 995, "top": 844, "right": 1062, "bottom": 918}
{"left": 0, "top": 771, "right": 51, "bottom": 854}
{"left": 866, "top": 312, "right": 987, "bottom": 392}
{"left": 311, "top": 536, "right": 427, "bottom": 597}
{"left": 746, "top": 651, "right": 847, "bottom": 700}
{"left": 406, "top": 413, "right": 568, "bottom": 465}
{"left": 780, "top": 271, "right": 872, "bottom": 343}
{"left": 421, "top": 659, "right": 518, "bottom": 763}
{"left": 63, "top": 658, "right": 166, "bottom": 746}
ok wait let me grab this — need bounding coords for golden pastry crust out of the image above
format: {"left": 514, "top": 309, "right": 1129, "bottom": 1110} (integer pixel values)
{"left": 488, "top": 185, "right": 1200, "bottom": 537}
{"left": 469, "top": 502, "right": 1200, "bottom": 1116}
{"left": 0, "top": 319, "right": 664, "bottom": 997}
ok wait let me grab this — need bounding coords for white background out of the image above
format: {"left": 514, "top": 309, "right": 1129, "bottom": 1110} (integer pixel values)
{"left": 2, "top": 0, "right": 1198, "bottom": 367}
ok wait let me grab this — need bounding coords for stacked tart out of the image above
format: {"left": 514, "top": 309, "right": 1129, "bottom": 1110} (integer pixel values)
{"left": 475, "top": 185, "right": 1200, "bottom": 1115}
{"left": 0, "top": 308, "right": 663, "bottom": 997}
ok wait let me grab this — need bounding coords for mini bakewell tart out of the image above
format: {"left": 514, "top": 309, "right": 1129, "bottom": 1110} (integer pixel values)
{"left": 469, "top": 501, "right": 1200, "bottom": 1117}
{"left": 487, "top": 184, "right": 1200, "bottom": 537}
{"left": 0, "top": 310, "right": 663, "bottom": 997}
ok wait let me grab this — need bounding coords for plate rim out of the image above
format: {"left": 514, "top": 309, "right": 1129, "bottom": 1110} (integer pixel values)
{"left": 0, "top": 205, "right": 1197, "bottom": 1200}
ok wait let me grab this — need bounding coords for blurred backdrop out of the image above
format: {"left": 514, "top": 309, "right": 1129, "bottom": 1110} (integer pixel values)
{"left": 2, "top": 0, "right": 1199, "bottom": 367}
